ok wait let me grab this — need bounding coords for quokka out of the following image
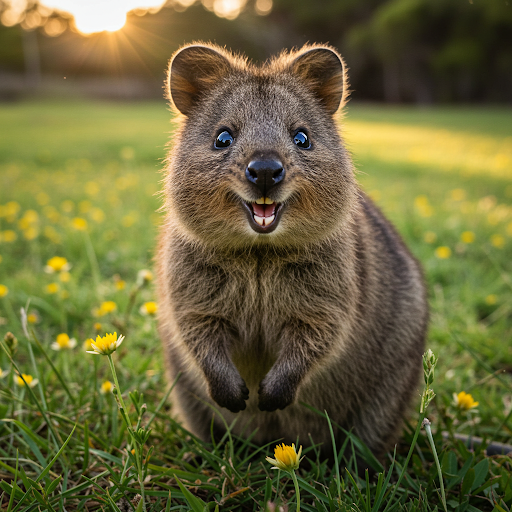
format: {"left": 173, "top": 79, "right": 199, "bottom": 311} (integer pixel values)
{"left": 156, "top": 42, "right": 428, "bottom": 460}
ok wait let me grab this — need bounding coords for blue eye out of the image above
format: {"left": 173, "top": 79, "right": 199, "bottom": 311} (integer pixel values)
{"left": 293, "top": 130, "right": 310, "bottom": 149}
{"left": 214, "top": 130, "right": 234, "bottom": 149}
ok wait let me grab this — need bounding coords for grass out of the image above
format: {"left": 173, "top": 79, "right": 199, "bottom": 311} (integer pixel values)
{"left": 0, "top": 98, "right": 511, "bottom": 511}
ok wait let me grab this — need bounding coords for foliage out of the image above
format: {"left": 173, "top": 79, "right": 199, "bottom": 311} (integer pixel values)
{"left": 0, "top": 99, "right": 511, "bottom": 509}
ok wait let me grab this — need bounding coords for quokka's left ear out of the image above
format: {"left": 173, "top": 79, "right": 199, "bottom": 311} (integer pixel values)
{"left": 289, "top": 46, "right": 348, "bottom": 115}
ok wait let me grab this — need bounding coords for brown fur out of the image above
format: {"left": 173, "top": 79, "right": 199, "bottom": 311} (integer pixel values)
{"left": 156, "top": 42, "right": 428, "bottom": 460}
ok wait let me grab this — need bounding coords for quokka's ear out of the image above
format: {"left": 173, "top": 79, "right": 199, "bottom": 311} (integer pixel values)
{"left": 167, "top": 44, "right": 232, "bottom": 116}
{"left": 290, "top": 47, "right": 347, "bottom": 115}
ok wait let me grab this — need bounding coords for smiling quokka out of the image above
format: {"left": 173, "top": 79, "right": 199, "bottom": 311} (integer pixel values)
{"left": 156, "top": 43, "right": 428, "bottom": 460}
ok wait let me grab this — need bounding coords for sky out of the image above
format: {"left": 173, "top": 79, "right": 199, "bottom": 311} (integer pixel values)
{"left": 40, "top": 0, "right": 168, "bottom": 34}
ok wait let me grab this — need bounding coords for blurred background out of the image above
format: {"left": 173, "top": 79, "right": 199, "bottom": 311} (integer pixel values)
{"left": 1, "top": 0, "right": 512, "bottom": 103}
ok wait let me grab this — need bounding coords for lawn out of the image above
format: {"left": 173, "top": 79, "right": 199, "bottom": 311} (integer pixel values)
{"left": 0, "top": 99, "right": 511, "bottom": 511}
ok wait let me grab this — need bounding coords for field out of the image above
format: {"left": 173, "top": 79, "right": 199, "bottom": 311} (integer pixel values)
{"left": 0, "top": 99, "right": 511, "bottom": 511}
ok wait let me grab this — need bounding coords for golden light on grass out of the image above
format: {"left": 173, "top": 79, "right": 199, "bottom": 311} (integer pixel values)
{"left": 453, "top": 391, "right": 479, "bottom": 411}
{"left": 87, "top": 332, "right": 125, "bottom": 356}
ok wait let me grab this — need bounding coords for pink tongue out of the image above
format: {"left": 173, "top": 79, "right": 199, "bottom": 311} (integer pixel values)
{"left": 252, "top": 203, "right": 276, "bottom": 218}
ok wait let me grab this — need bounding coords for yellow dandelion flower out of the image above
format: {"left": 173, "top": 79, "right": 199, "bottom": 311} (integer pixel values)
{"left": 72, "top": 217, "right": 88, "bottom": 231}
{"left": 414, "top": 195, "right": 433, "bottom": 218}
{"left": 90, "top": 207, "right": 105, "bottom": 223}
{"left": 115, "top": 280, "right": 126, "bottom": 290}
{"left": 98, "top": 301, "right": 117, "bottom": 316}
{"left": 485, "top": 294, "right": 497, "bottom": 305}
{"left": 45, "top": 283, "right": 59, "bottom": 294}
{"left": 94, "top": 322, "right": 102, "bottom": 331}
{"left": 2, "top": 230, "right": 17, "bottom": 242}
{"left": 87, "top": 332, "right": 125, "bottom": 356}
{"left": 83, "top": 338, "right": 94, "bottom": 351}
{"left": 100, "top": 380, "right": 113, "bottom": 394}
{"left": 59, "top": 271, "right": 71, "bottom": 283}
{"left": 423, "top": 231, "right": 437, "bottom": 244}
{"left": 460, "top": 231, "right": 475, "bottom": 244}
{"left": 453, "top": 391, "right": 479, "bottom": 411}
{"left": 23, "top": 227, "right": 39, "bottom": 240}
{"left": 435, "top": 246, "right": 451, "bottom": 259}
{"left": 140, "top": 301, "right": 158, "bottom": 316}
{"left": 137, "top": 269, "right": 153, "bottom": 286}
{"left": 45, "top": 256, "right": 71, "bottom": 273}
{"left": 51, "top": 333, "right": 77, "bottom": 351}
{"left": 16, "top": 373, "right": 39, "bottom": 388}
{"left": 0, "top": 284, "right": 8, "bottom": 297}
{"left": 85, "top": 181, "right": 100, "bottom": 196}
{"left": 61, "top": 200, "right": 74, "bottom": 213}
{"left": 27, "top": 312, "right": 39, "bottom": 324}
{"left": 266, "top": 443, "right": 303, "bottom": 472}
{"left": 490, "top": 234, "right": 505, "bottom": 248}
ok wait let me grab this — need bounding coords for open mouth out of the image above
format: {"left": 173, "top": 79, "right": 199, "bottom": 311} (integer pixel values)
{"left": 242, "top": 197, "right": 284, "bottom": 233}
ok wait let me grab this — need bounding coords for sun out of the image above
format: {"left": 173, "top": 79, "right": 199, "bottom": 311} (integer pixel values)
{"left": 40, "top": 0, "right": 166, "bottom": 35}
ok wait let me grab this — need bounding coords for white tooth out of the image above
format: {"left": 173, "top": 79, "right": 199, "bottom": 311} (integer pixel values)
{"left": 264, "top": 197, "right": 274, "bottom": 205}
{"left": 267, "top": 215, "right": 275, "bottom": 224}
{"left": 255, "top": 197, "right": 265, "bottom": 204}
{"left": 254, "top": 215, "right": 265, "bottom": 226}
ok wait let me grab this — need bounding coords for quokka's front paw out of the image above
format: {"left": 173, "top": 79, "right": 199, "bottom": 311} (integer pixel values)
{"left": 258, "top": 374, "right": 296, "bottom": 412}
{"left": 209, "top": 375, "right": 249, "bottom": 413}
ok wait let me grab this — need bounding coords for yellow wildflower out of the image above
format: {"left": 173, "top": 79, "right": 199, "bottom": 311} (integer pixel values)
{"left": 266, "top": 443, "right": 303, "bottom": 472}
{"left": 59, "top": 271, "right": 71, "bottom": 283}
{"left": 2, "top": 230, "right": 17, "bottom": 242}
{"left": 97, "top": 301, "right": 117, "bottom": 316}
{"left": 0, "top": 284, "right": 8, "bottom": 297}
{"left": 51, "top": 333, "right": 77, "bottom": 351}
{"left": 83, "top": 338, "right": 94, "bottom": 351}
{"left": 423, "top": 231, "right": 437, "bottom": 244}
{"left": 435, "top": 246, "right": 451, "bottom": 259}
{"left": 94, "top": 322, "right": 102, "bottom": 331}
{"left": 23, "top": 227, "right": 39, "bottom": 240}
{"left": 72, "top": 217, "right": 88, "bottom": 231}
{"left": 490, "top": 234, "right": 505, "bottom": 248}
{"left": 137, "top": 269, "right": 153, "bottom": 286}
{"left": 450, "top": 189, "right": 466, "bottom": 201}
{"left": 45, "top": 256, "right": 71, "bottom": 273}
{"left": 453, "top": 391, "right": 479, "bottom": 411}
{"left": 140, "top": 301, "right": 158, "bottom": 316}
{"left": 460, "top": 231, "right": 475, "bottom": 244}
{"left": 16, "top": 373, "right": 39, "bottom": 388}
{"left": 87, "top": 332, "right": 125, "bottom": 356}
{"left": 485, "top": 294, "right": 497, "bottom": 305}
{"left": 45, "top": 283, "right": 59, "bottom": 294}
{"left": 27, "top": 311, "right": 40, "bottom": 324}
{"left": 100, "top": 380, "right": 113, "bottom": 394}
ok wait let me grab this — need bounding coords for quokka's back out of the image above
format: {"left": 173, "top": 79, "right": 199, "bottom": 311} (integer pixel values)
{"left": 156, "top": 43, "right": 428, "bottom": 460}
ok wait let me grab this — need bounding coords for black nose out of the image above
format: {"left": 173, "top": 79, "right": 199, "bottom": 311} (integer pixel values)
{"left": 245, "top": 160, "right": 285, "bottom": 195}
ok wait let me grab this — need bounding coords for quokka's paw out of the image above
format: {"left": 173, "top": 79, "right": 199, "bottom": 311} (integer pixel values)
{"left": 209, "top": 376, "right": 249, "bottom": 413}
{"left": 257, "top": 376, "right": 295, "bottom": 412}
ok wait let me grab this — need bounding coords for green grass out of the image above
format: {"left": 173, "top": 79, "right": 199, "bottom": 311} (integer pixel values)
{"left": 0, "top": 99, "right": 511, "bottom": 511}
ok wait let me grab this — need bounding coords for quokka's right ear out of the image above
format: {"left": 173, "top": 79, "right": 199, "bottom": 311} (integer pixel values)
{"left": 167, "top": 44, "right": 232, "bottom": 116}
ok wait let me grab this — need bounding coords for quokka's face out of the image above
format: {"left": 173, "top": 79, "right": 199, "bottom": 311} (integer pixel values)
{"left": 166, "top": 45, "right": 357, "bottom": 248}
